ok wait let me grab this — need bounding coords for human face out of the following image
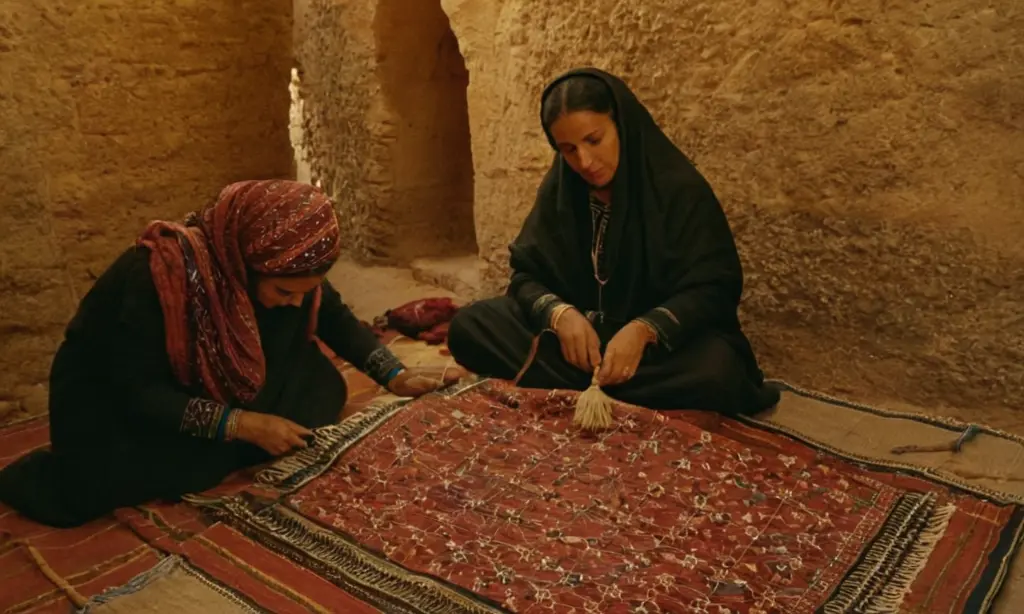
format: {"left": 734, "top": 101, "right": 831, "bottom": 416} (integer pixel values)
{"left": 253, "top": 274, "right": 325, "bottom": 308}
{"left": 549, "top": 110, "right": 620, "bottom": 189}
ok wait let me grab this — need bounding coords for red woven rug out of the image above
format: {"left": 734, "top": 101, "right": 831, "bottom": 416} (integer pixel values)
{"left": 0, "top": 413, "right": 168, "bottom": 614}
{"left": 202, "top": 379, "right": 1024, "bottom": 614}
{"left": 0, "top": 348, "right": 387, "bottom": 614}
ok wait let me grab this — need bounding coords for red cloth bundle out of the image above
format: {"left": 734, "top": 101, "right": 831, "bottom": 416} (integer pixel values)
{"left": 383, "top": 298, "right": 459, "bottom": 345}
{"left": 418, "top": 321, "right": 450, "bottom": 345}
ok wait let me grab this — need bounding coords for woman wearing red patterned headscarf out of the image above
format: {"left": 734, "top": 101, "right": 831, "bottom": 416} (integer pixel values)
{"left": 0, "top": 180, "right": 461, "bottom": 527}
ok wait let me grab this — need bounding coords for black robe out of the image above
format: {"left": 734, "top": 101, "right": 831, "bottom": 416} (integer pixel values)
{"left": 448, "top": 67, "right": 778, "bottom": 414}
{"left": 0, "top": 246, "right": 402, "bottom": 527}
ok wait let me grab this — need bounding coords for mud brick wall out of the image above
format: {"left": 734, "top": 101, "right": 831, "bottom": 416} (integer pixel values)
{"left": 0, "top": 1, "right": 293, "bottom": 419}
{"left": 300, "top": 0, "right": 1023, "bottom": 411}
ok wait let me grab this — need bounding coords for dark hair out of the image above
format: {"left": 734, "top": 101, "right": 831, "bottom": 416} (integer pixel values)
{"left": 541, "top": 75, "right": 616, "bottom": 133}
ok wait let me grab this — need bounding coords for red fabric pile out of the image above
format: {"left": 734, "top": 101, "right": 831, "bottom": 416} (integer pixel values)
{"left": 365, "top": 298, "right": 460, "bottom": 345}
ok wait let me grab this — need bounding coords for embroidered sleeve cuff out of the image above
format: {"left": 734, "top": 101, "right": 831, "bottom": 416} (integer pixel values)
{"left": 529, "top": 293, "right": 567, "bottom": 330}
{"left": 363, "top": 346, "right": 406, "bottom": 387}
{"left": 637, "top": 307, "right": 682, "bottom": 352}
{"left": 180, "top": 398, "right": 230, "bottom": 439}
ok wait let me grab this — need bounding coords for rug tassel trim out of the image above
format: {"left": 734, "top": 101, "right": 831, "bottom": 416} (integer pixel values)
{"left": 209, "top": 495, "right": 504, "bottom": 614}
{"left": 863, "top": 502, "right": 956, "bottom": 614}
{"left": 77, "top": 555, "right": 260, "bottom": 613}
{"left": 823, "top": 493, "right": 954, "bottom": 614}
{"left": 255, "top": 378, "right": 488, "bottom": 492}
{"left": 255, "top": 396, "right": 409, "bottom": 491}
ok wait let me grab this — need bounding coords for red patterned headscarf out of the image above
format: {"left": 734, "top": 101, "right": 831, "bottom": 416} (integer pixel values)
{"left": 138, "top": 180, "right": 342, "bottom": 404}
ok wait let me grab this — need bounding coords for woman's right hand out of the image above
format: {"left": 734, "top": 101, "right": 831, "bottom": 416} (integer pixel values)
{"left": 234, "top": 411, "right": 314, "bottom": 456}
{"left": 553, "top": 307, "right": 602, "bottom": 372}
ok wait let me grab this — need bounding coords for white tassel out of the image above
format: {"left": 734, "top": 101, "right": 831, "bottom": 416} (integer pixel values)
{"left": 573, "top": 367, "right": 614, "bottom": 431}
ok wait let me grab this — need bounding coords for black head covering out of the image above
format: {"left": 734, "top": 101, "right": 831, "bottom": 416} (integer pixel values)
{"left": 508, "top": 67, "right": 744, "bottom": 325}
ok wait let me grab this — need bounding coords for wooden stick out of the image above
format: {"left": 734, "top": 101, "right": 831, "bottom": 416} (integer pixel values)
{"left": 891, "top": 424, "right": 981, "bottom": 455}
{"left": 16, "top": 540, "right": 88, "bottom": 608}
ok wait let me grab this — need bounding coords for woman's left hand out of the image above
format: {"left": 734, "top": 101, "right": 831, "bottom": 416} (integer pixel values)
{"left": 597, "top": 321, "right": 655, "bottom": 387}
{"left": 387, "top": 365, "right": 467, "bottom": 397}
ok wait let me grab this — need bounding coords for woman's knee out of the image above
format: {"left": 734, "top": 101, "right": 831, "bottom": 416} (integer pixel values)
{"left": 448, "top": 298, "right": 517, "bottom": 355}
{"left": 0, "top": 450, "right": 111, "bottom": 527}
{"left": 686, "top": 335, "right": 753, "bottom": 412}
{"left": 446, "top": 305, "right": 482, "bottom": 361}
{"left": 704, "top": 338, "right": 744, "bottom": 382}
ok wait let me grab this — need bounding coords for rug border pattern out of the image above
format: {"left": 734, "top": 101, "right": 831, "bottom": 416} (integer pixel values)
{"left": 254, "top": 393, "right": 413, "bottom": 492}
{"left": 972, "top": 506, "right": 1024, "bottom": 614}
{"left": 195, "top": 379, "right": 505, "bottom": 614}
{"left": 204, "top": 494, "right": 507, "bottom": 614}
{"left": 753, "top": 380, "right": 1024, "bottom": 613}
{"left": 821, "top": 492, "right": 954, "bottom": 613}
{"left": 253, "top": 378, "right": 489, "bottom": 493}
{"left": 201, "top": 378, "right": 1024, "bottom": 614}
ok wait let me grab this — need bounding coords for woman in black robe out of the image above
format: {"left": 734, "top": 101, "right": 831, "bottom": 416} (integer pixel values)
{"left": 0, "top": 180, "right": 461, "bottom": 527}
{"left": 448, "top": 68, "right": 779, "bottom": 415}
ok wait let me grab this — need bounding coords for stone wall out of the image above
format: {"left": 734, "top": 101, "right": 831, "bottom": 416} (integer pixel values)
{"left": 299, "top": 0, "right": 1023, "bottom": 411}
{"left": 299, "top": 0, "right": 476, "bottom": 264}
{"left": 0, "top": 1, "right": 293, "bottom": 420}
{"left": 441, "top": 0, "right": 1024, "bottom": 412}
{"left": 299, "top": 0, "right": 387, "bottom": 260}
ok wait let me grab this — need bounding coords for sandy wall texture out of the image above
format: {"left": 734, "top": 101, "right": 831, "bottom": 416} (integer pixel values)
{"left": 299, "top": 0, "right": 477, "bottom": 264}
{"left": 300, "top": 0, "right": 1023, "bottom": 413}
{"left": 0, "top": 1, "right": 294, "bottom": 420}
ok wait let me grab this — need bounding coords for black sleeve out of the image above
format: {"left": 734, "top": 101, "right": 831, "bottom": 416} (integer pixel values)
{"left": 110, "top": 252, "right": 232, "bottom": 439}
{"left": 636, "top": 182, "right": 744, "bottom": 352}
{"left": 316, "top": 280, "right": 405, "bottom": 386}
{"left": 505, "top": 166, "right": 582, "bottom": 332}
{"left": 507, "top": 272, "right": 569, "bottom": 331}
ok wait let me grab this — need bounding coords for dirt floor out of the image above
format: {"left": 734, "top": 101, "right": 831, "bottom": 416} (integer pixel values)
{"left": 329, "top": 260, "right": 1024, "bottom": 440}
{"left": 328, "top": 260, "right": 459, "bottom": 321}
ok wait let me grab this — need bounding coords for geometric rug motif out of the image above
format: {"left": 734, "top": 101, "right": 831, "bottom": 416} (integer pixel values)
{"left": 201, "top": 379, "right": 1024, "bottom": 614}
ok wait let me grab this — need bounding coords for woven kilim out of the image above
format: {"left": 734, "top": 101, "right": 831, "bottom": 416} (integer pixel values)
{"left": 199, "top": 379, "right": 1024, "bottom": 613}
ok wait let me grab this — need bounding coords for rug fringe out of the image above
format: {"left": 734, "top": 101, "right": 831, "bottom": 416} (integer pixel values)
{"left": 823, "top": 493, "right": 954, "bottom": 614}
{"left": 863, "top": 502, "right": 955, "bottom": 613}
{"left": 214, "top": 498, "right": 503, "bottom": 614}
{"left": 255, "top": 395, "right": 409, "bottom": 490}
{"left": 78, "top": 555, "right": 180, "bottom": 611}
{"left": 256, "top": 378, "right": 489, "bottom": 492}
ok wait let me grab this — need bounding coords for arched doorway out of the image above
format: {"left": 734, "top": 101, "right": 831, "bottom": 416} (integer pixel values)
{"left": 374, "top": 0, "right": 478, "bottom": 263}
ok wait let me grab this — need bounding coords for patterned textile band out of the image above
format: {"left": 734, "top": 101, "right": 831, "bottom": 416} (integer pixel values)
{"left": 138, "top": 180, "right": 342, "bottom": 405}
{"left": 362, "top": 347, "right": 404, "bottom": 388}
